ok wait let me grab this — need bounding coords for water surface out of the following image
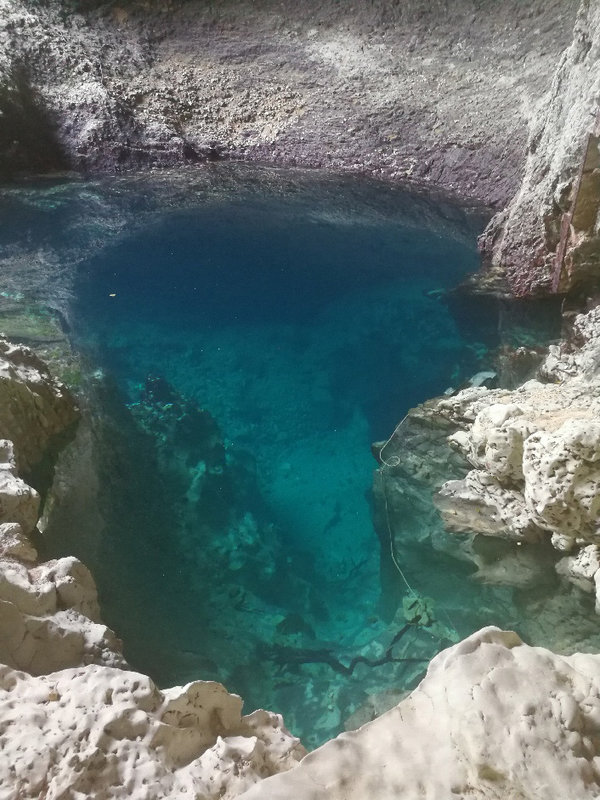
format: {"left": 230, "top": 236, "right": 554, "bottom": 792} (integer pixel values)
{"left": 2, "top": 166, "right": 545, "bottom": 746}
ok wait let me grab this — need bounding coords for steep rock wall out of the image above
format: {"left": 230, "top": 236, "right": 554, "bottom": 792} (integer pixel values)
{"left": 479, "top": 0, "right": 600, "bottom": 297}
{"left": 0, "top": 0, "right": 578, "bottom": 206}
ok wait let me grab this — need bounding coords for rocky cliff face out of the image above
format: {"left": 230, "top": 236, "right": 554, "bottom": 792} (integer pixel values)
{"left": 0, "top": 338, "right": 124, "bottom": 673}
{"left": 478, "top": 0, "right": 600, "bottom": 298}
{"left": 0, "top": 0, "right": 578, "bottom": 206}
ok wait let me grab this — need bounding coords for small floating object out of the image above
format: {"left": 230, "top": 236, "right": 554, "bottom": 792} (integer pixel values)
{"left": 109, "top": 293, "right": 117, "bottom": 297}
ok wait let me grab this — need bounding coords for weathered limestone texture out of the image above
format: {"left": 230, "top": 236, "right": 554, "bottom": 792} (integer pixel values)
{"left": 238, "top": 627, "right": 600, "bottom": 800}
{"left": 0, "top": 338, "right": 78, "bottom": 473}
{"left": 479, "top": 0, "right": 600, "bottom": 296}
{"left": 0, "top": 538, "right": 126, "bottom": 673}
{"left": 0, "top": 664, "right": 306, "bottom": 798}
{"left": 0, "top": 0, "right": 578, "bottom": 205}
{"left": 0, "top": 339, "right": 124, "bottom": 672}
{"left": 432, "top": 305, "right": 600, "bottom": 598}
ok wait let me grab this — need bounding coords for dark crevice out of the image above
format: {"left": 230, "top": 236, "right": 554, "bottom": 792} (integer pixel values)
{"left": 0, "top": 65, "right": 67, "bottom": 179}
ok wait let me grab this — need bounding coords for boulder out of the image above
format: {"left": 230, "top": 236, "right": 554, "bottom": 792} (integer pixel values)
{"left": 0, "top": 664, "right": 306, "bottom": 798}
{"left": 238, "top": 627, "right": 600, "bottom": 800}
{"left": 0, "top": 339, "right": 78, "bottom": 473}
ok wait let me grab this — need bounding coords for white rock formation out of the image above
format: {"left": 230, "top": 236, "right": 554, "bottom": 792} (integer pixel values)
{"left": 0, "top": 546, "right": 126, "bottom": 673}
{"left": 0, "top": 444, "right": 125, "bottom": 674}
{"left": 0, "top": 438, "right": 39, "bottom": 536}
{"left": 238, "top": 627, "right": 600, "bottom": 800}
{"left": 0, "top": 338, "right": 307, "bottom": 798}
{"left": 0, "top": 338, "right": 78, "bottom": 473}
{"left": 0, "top": 664, "right": 306, "bottom": 798}
{"left": 434, "top": 306, "right": 600, "bottom": 606}
{"left": 0, "top": 338, "right": 125, "bottom": 674}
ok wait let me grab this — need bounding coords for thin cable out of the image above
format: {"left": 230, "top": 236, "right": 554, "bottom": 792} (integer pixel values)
{"left": 378, "top": 413, "right": 458, "bottom": 635}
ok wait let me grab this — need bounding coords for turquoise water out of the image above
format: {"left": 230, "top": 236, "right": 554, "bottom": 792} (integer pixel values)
{"left": 2, "top": 167, "right": 542, "bottom": 746}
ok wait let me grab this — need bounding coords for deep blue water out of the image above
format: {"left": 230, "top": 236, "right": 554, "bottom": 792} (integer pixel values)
{"left": 2, "top": 167, "right": 542, "bottom": 747}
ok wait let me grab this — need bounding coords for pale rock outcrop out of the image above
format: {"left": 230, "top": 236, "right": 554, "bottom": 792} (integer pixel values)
{"left": 557, "top": 543, "right": 600, "bottom": 598}
{"left": 0, "top": 664, "right": 306, "bottom": 799}
{"left": 434, "top": 305, "right": 600, "bottom": 606}
{"left": 0, "top": 438, "right": 39, "bottom": 535}
{"left": 0, "top": 450, "right": 127, "bottom": 673}
{"left": 238, "top": 627, "right": 600, "bottom": 800}
{"left": 478, "top": 0, "right": 600, "bottom": 296}
{"left": 0, "top": 338, "right": 78, "bottom": 473}
{"left": 0, "top": 338, "right": 124, "bottom": 672}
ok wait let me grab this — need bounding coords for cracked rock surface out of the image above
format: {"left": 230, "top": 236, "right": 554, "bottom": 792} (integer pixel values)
{"left": 478, "top": 0, "right": 600, "bottom": 296}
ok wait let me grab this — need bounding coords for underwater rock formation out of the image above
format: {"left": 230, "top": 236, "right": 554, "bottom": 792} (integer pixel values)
{"left": 238, "top": 626, "right": 600, "bottom": 800}
{"left": 479, "top": 0, "right": 600, "bottom": 297}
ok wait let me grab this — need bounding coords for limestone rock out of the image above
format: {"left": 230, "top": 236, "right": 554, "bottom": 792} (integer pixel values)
{"left": 557, "top": 543, "right": 600, "bottom": 590}
{"left": 238, "top": 627, "right": 600, "bottom": 800}
{"left": 0, "top": 549, "right": 126, "bottom": 673}
{"left": 436, "top": 469, "right": 543, "bottom": 543}
{"left": 0, "top": 427, "right": 125, "bottom": 672}
{"left": 0, "top": 339, "right": 78, "bottom": 473}
{"left": 0, "top": 0, "right": 578, "bottom": 204}
{"left": 523, "top": 419, "right": 600, "bottom": 540}
{"left": 0, "top": 665, "right": 306, "bottom": 798}
{"left": 0, "top": 439, "right": 39, "bottom": 535}
{"left": 0, "top": 522, "right": 37, "bottom": 561}
{"left": 376, "top": 307, "right": 600, "bottom": 603}
{"left": 434, "top": 307, "right": 600, "bottom": 559}
{"left": 479, "top": 0, "right": 600, "bottom": 296}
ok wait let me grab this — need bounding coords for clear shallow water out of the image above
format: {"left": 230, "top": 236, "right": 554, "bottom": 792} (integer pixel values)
{"left": 3, "top": 166, "right": 562, "bottom": 746}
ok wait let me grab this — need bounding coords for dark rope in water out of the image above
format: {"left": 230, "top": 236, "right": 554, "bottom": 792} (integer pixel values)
{"left": 262, "top": 624, "right": 428, "bottom": 676}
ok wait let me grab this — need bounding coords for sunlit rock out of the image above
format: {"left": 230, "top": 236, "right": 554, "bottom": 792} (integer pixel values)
{"left": 0, "top": 439, "right": 39, "bottom": 535}
{"left": 434, "top": 308, "right": 600, "bottom": 565}
{"left": 238, "top": 627, "right": 600, "bottom": 800}
{"left": 0, "top": 665, "right": 306, "bottom": 798}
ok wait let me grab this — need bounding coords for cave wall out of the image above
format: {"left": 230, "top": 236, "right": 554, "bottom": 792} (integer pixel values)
{"left": 479, "top": 0, "right": 600, "bottom": 298}
{"left": 0, "top": 0, "right": 578, "bottom": 207}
